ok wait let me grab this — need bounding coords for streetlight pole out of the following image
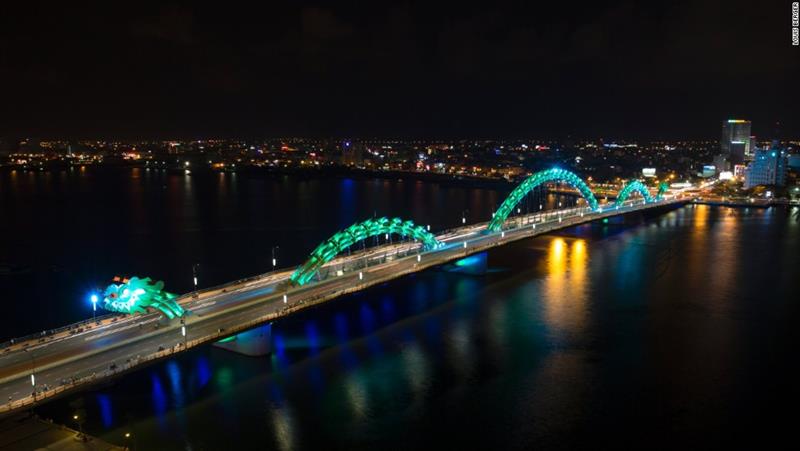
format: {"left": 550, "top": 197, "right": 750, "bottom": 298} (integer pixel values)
{"left": 124, "top": 431, "right": 137, "bottom": 451}
{"left": 26, "top": 349, "right": 36, "bottom": 400}
{"left": 192, "top": 264, "right": 199, "bottom": 298}
{"left": 91, "top": 294, "right": 98, "bottom": 321}
{"left": 73, "top": 414, "right": 84, "bottom": 441}
{"left": 271, "top": 246, "right": 279, "bottom": 271}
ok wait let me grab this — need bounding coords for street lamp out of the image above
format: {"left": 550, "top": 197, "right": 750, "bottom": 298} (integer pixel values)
{"left": 73, "top": 414, "right": 84, "bottom": 440}
{"left": 91, "top": 294, "right": 98, "bottom": 321}
{"left": 124, "top": 432, "right": 134, "bottom": 451}
{"left": 192, "top": 264, "right": 199, "bottom": 292}
{"left": 26, "top": 349, "right": 36, "bottom": 399}
{"left": 271, "top": 246, "right": 279, "bottom": 271}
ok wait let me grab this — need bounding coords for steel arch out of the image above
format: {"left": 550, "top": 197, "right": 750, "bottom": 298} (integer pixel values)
{"left": 656, "top": 181, "right": 669, "bottom": 200}
{"left": 289, "top": 217, "right": 443, "bottom": 286}
{"left": 614, "top": 180, "right": 654, "bottom": 206}
{"left": 487, "top": 168, "right": 598, "bottom": 232}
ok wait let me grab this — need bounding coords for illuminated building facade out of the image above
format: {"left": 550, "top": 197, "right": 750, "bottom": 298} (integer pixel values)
{"left": 744, "top": 147, "right": 787, "bottom": 189}
{"left": 721, "top": 119, "right": 752, "bottom": 165}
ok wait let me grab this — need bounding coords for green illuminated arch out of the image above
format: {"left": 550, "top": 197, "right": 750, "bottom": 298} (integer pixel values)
{"left": 487, "top": 168, "right": 598, "bottom": 232}
{"left": 614, "top": 180, "right": 654, "bottom": 207}
{"left": 656, "top": 181, "right": 669, "bottom": 200}
{"left": 290, "top": 217, "right": 443, "bottom": 286}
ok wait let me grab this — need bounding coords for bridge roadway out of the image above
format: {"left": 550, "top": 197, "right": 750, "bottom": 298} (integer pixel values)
{"left": 0, "top": 196, "right": 686, "bottom": 414}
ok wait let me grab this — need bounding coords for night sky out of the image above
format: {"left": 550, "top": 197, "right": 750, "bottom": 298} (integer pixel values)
{"left": 1, "top": 1, "right": 797, "bottom": 139}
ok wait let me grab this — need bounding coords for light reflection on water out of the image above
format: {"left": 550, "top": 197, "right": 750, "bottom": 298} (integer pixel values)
{"left": 542, "top": 237, "right": 589, "bottom": 336}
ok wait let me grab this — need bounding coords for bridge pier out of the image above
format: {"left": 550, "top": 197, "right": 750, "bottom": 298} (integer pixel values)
{"left": 444, "top": 251, "right": 488, "bottom": 275}
{"left": 212, "top": 323, "right": 272, "bottom": 357}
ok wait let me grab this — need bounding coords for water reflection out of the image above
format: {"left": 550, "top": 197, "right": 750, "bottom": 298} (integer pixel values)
{"left": 708, "top": 210, "right": 740, "bottom": 310}
{"left": 542, "top": 237, "right": 589, "bottom": 335}
{"left": 400, "top": 342, "right": 430, "bottom": 401}
{"left": 97, "top": 394, "right": 113, "bottom": 428}
{"left": 269, "top": 403, "right": 297, "bottom": 451}
{"left": 150, "top": 374, "right": 167, "bottom": 423}
{"left": 344, "top": 372, "right": 369, "bottom": 420}
{"left": 195, "top": 356, "right": 212, "bottom": 389}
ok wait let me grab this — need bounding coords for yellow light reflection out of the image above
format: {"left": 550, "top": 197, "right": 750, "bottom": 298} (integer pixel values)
{"left": 685, "top": 204, "right": 710, "bottom": 287}
{"left": 693, "top": 204, "right": 709, "bottom": 230}
{"left": 542, "top": 237, "right": 589, "bottom": 332}
{"left": 707, "top": 211, "right": 739, "bottom": 306}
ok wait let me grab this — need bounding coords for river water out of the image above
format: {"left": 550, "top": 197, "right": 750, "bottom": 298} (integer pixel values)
{"left": 1, "top": 168, "right": 798, "bottom": 450}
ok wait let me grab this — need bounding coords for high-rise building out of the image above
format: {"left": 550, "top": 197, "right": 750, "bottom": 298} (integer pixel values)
{"left": 743, "top": 146, "right": 788, "bottom": 189}
{"left": 730, "top": 141, "right": 747, "bottom": 165}
{"left": 721, "top": 119, "right": 752, "bottom": 165}
{"left": 748, "top": 136, "right": 757, "bottom": 158}
{"left": 712, "top": 154, "right": 729, "bottom": 172}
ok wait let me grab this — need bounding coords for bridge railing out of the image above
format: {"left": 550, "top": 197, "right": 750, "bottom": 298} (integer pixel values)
{"left": 0, "top": 303, "right": 306, "bottom": 414}
{"left": 0, "top": 313, "right": 119, "bottom": 352}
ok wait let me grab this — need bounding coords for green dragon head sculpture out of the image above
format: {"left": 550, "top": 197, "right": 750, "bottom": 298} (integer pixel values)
{"left": 102, "top": 276, "right": 185, "bottom": 319}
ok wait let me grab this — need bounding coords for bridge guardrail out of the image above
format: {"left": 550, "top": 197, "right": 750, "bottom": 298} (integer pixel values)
{"left": 0, "top": 313, "right": 119, "bottom": 352}
{"left": 0, "top": 307, "right": 296, "bottom": 414}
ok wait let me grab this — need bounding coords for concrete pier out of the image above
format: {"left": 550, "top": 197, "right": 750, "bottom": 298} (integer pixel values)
{"left": 212, "top": 323, "right": 272, "bottom": 356}
{"left": 444, "top": 252, "right": 488, "bottom": 275}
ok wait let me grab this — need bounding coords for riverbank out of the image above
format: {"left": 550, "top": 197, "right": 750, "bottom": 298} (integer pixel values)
{"left": 0, "top": 412, "right": 123, "bottom": 450}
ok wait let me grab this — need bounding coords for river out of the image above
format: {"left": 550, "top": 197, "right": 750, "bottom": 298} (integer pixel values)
{"left": 1, "top": 167, "right": 798, "bottom": 449}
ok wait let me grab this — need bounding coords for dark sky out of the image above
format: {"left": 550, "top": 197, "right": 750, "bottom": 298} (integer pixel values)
{"left": 0, "top": 1, "right": 797, "bottom": 139}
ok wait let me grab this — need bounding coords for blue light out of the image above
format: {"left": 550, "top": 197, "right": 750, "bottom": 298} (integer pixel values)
{"left": 90, "top": 294, "right": 98, "bottom": 304}
{"left": 96, "top": 394, "right": 113, "bottom": 428}
{"left": 455, "top": 254, "right": 484, "bottom": 267}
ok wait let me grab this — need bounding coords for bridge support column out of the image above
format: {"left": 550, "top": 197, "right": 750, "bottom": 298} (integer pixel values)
{"left": 212, "top": 323, "right": 272, "bottom": 357}
{"left": 444, "top": 251, "right": 488, "bottom": 275}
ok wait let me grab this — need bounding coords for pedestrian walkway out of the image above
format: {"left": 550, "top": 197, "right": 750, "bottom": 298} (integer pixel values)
{"left": 0, "top": 413, "right": 123, "bottom": 451}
